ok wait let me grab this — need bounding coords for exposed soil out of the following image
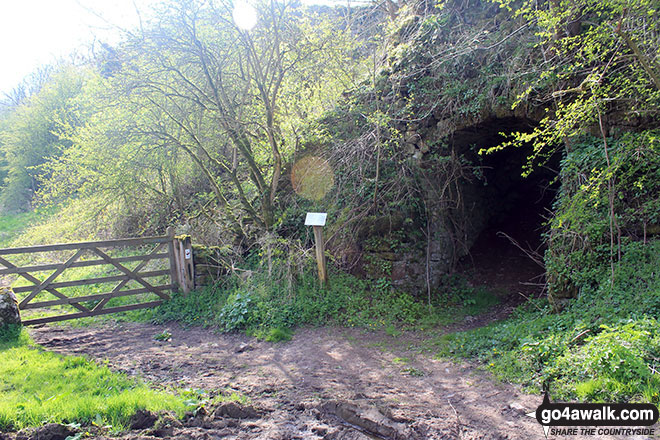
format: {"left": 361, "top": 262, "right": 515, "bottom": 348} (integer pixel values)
{"left": 453, "top": 218, "right": 548, "bottom": 333}
{"left": 16, "top": 323, "right": 633, "bottom": 440}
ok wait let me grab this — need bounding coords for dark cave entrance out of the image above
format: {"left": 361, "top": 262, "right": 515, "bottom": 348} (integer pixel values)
{"left": 451, "top": 117, "right": 559, "bottom": 299}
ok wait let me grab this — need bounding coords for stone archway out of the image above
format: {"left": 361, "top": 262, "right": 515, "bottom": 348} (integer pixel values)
{"left": 422, "top": 117, "right": 558, "bottom": 297}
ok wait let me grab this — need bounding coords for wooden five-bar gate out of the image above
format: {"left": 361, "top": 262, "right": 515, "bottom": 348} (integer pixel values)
{"left": 0, "top": 228, "right": 194, "bottom": 326}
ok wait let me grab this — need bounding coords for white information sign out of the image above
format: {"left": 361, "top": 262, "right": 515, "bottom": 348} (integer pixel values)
{"left": 305, "top": 212, "right": 327, "bottom": 226}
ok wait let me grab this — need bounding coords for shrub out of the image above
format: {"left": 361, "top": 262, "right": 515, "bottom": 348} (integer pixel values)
{"left": 152, "top": 257, "right": 497, "bottom": 336}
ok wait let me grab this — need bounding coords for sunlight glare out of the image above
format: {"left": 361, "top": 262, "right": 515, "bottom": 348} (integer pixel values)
{"left": 232, "top": 1, "right": 258, "bottom": 30}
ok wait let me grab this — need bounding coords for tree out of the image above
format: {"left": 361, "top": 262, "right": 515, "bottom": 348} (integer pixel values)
{"left": 0, "top": 67, "right": 87, "bottom": 213}
{"left": 41, "top": 73, "right": 203, "bottom": 231}
{"left": 48, "top": 0, "right": 362, "bottom": 235}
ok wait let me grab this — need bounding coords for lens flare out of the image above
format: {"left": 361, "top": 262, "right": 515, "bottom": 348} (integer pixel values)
{"left": 291, "top": 156, "right": 334, "bottom": 201}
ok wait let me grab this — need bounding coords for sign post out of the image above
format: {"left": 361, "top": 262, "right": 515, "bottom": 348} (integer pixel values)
{"left": 305, "top": 213, "right": 328, "bottom": 285}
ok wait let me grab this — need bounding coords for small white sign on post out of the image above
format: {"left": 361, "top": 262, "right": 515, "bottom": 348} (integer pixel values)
{"left": 305, "top": 212, "right": 328, "bottom": 284}
{"left": 305, "top": 212, "right": 327, "bottom": 227}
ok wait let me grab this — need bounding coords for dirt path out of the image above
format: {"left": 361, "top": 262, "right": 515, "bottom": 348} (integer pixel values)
{"left": 27, "top": 323, "right": 632, "bottom": 440}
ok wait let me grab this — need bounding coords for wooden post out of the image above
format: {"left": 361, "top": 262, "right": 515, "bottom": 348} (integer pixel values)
{"left": 305, "top": 213, "right": 328, "bottom": 286}
{"left": 175, "top": 235, "right": 194, "bottom": 294}
{"left": 177, "top": 240, "right": 186, "bottom": 292}
{"left": 313, "top": 225, "right": 327, "bottom": 285}
{"left": 166, "top": 227, "right": 180, "bottom": 291}
{"left": 182, "top": 236, "right": 195, "bottom": 293}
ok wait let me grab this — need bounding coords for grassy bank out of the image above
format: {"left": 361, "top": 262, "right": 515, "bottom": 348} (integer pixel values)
{"left": 0, "top": 211, "right": 44, "bottom": 248}
{"left": 0, "top": 328, "right": 188, "bottom": 432}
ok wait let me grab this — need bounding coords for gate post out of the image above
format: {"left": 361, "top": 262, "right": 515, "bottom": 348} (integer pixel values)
{"left": 177, "top": 235, "right": 195, "bottom": 294}
{"left": 166, "top": 227, "right": 180, "bottom": 291}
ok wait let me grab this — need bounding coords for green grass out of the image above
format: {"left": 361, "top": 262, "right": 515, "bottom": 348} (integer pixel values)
{"left": 0, "top": 210, "right": 169, "bottom": 325}
{"left": 259, "top": 327, "right": 293, "bottom": 342}
{"left": 0, "top": 329, "right": 187, "bottom": 432}
{"left": 0, "top": 211, "right": 44, "bottom": 248}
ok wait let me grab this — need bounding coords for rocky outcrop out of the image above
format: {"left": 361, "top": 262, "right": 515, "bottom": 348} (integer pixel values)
{"left": 0, "top": 286, "right": 21, "bottom": 328}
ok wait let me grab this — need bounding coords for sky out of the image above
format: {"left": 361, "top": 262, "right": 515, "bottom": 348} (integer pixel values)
{"left": 0, "top": 0, "right": 159, "bottom": 95}
{"left": 0, "top": 0, "right": 362, "bottom": 97}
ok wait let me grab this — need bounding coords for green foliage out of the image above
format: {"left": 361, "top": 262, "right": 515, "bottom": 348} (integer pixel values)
{"left": 552, "top": 132, "right": 660, "bottom": 237}
{"left": 38, "top": 72, "right": 204, "bottom": 236}
{"left": 153, "top": 330, "right": 172, "bottom": 342}
{"left": 0, "top": 0, "right": 367, "bottom": 239}
{"left": 552, "top": 320, "right": 660, "bottom": 402}
{"left": 37, "top": 0, "right": 363, "bottom": 234}
{"left": 491, "top": 0, "right": 660, "bottom": 173}
{"left": 402, "top": 366, "right": 425, "bottom": 377}
{"left": 251, "top": 327, "right": 293, "bottom": 343}
{"left": 0, "top": 210, "right": 44, "bottom": 248}
{"left": 435, "top": 240, "right": 660, "bottom": 403}
{"left": 153, "top": 246, "right": 500, "bottom": 336}
{"left": 150, "top": 283, "right": 231, "bottom": 328}
{"left": 545, "top": 131, "right": 660, "bottom": 306}
{"left": 0, "top": 67, "right": 88, "bottom": 213}
{"left": 6, "top": 198, "right": 124, "bottom": 246}
{"left": 0, "top": 324, "right": 23, "bottom": 344}
{"left": 219, "top": 292, "right": 256, "bottom": 332}
{"left": 370, "top": 0, "right": 534, "bottom": 129}
{"left": 385, "top": 325, "right": 402, "bottom": 337}
{"left": 433, "top": 273, "right": 500, "bottom": 314}
{"left": 0, "top": 330, "right": 186, "bottom": 431}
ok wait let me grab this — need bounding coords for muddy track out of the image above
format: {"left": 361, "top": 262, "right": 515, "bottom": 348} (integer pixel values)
{"left": 24, "top": 323, "right": 627, "bottom": 440}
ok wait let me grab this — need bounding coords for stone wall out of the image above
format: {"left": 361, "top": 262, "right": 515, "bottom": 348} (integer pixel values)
{"left": 191, "top": 245, "right": 231, "bottom": 289}
{"left": 352, "top": 117, "right": 541, "bottom": 295}
{"left": 356, "top": 178, "right": 490, "bottom": 294}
